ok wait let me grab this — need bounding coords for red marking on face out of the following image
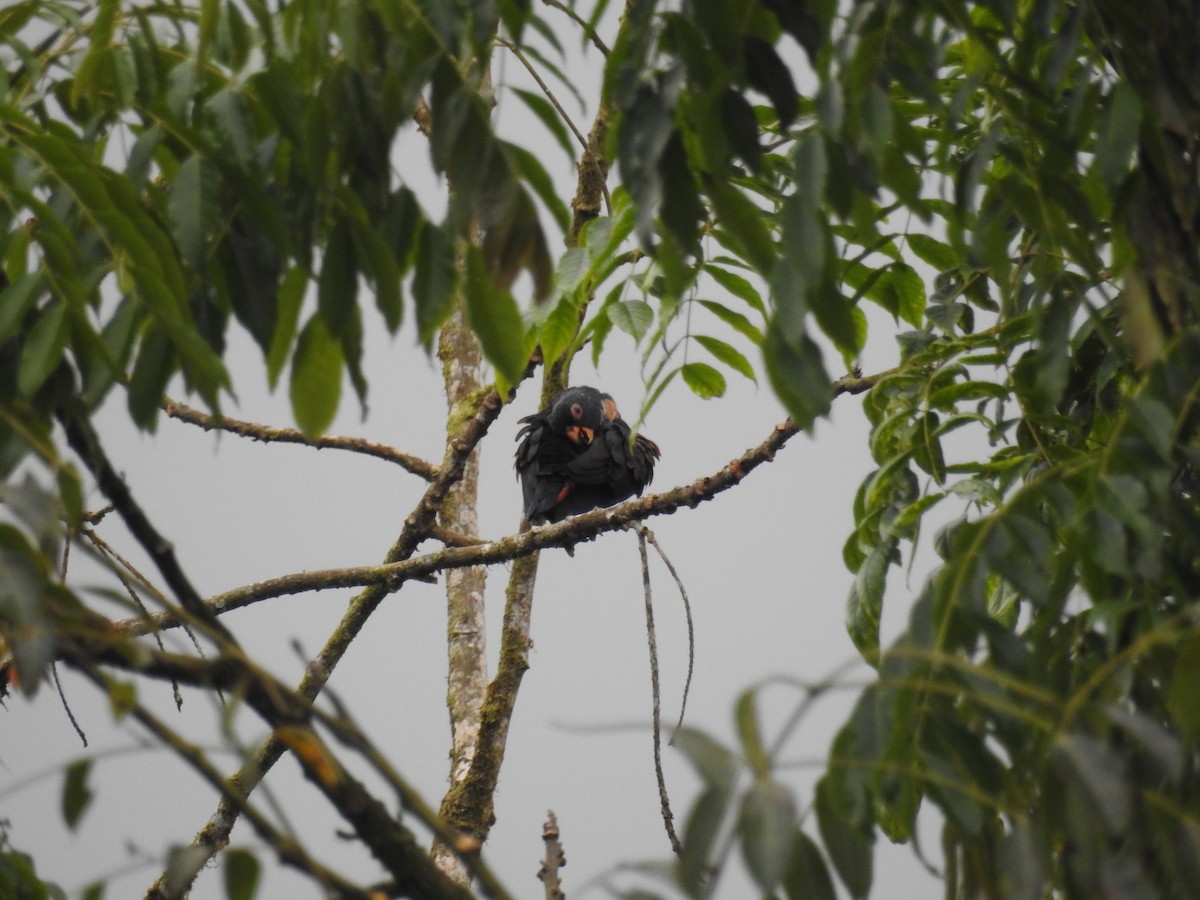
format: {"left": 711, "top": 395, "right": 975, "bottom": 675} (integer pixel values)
{"left": 602, "top": 396, "right": 619, "bottom": 422}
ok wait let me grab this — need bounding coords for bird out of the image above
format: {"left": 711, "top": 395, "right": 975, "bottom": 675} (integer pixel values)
{"left": 515, "top": 386, "right": 660, "bottom": 529}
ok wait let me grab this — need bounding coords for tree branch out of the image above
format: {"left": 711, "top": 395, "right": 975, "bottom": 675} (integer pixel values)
{"left": 161, "top": 397, "right": 438, "bottom": 480}
{"left": 151, "top": 367, "right": 535, "bottom": 894}
{"left": 57, "top": 405, "right": 238, "bottom": 646}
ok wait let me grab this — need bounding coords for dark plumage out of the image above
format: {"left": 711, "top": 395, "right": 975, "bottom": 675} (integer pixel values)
{"left": 515, "top": 386, "right": 660, "bottom": 527}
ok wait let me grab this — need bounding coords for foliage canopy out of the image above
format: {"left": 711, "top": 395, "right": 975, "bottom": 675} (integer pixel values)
{"left": 3, "top": 0, "right": 1200, "bottom": 897}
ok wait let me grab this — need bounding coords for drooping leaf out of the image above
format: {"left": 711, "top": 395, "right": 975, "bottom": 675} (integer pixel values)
{"left": 289, "top": 313, "right": 343, "bottom": 439}
{"left": 61, "top": 759, "right": 93, "bottom": 830}
{"left": 738, "top": 781, "right": 798, "bottom": 893}
{"left": 223, "top": 848, "right": 261, "bottom": 900}
{"left": 463, "top": 246, "right": 531, "bottom": 391}
{"left": 681, "top": 361, "right": 727, "bottom": 399}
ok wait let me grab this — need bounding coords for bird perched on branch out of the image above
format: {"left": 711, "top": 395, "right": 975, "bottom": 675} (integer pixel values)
{"left": 515, "top": 386, "right": 660, "bottom": 529}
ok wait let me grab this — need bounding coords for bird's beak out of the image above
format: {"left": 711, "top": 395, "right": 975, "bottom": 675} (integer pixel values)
{"left": 566, "top": 426, "right": 594, "bottom": 445}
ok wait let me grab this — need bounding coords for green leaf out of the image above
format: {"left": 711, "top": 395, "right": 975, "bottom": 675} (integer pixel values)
{"left": 464, "top": 247, "right": 531, "bottom": 391}
{"left": 511, "top": 87, "right": 577, "bottom": 162}
{"left": 0, "top": 273, "right": 43, "bottom": 344}
{"left": 681, "top": 361, "right": 727, "bottom": 399}
{"left": 289, "top": 314, "right": 343, "bottom": 439}
{"left": 1168, "top": 633, "right": 1200, "bottom": 743}
{"left": 412, "top": 224, "right": 457, "bottom": 346}
{"left": 70, "top": 0, "right": 120, "bottom": 108}
{"left": 763, "top": 323, "right": 830, "bottom": 429}
{"left": 783, "top": 829, "right": 838, "bottom": 900}
{"left": 62, "top": 759, "right": 93, "bottom": 830}
{"left": 708, "top": 179, "right": 777, "bottom": 274}
{"left": 814, "top": 776, "right": 873, "bottom": 899}
{"left": 679, "top": 785, "right": 732, "bottom": 896}
{"left": 672, "top": 727, "right": 737, "bottom": 792}
{"left": 169, "top": 154, "right": 221, "bottom": 267}
{"left": 705, "top": 264, "right": 767, "bottom": 316}
{"left": 555, "top": 247, "right": 590, "bottom": 297}
{"left": 266, "top": 267, "right": 307, "bottom": 390}
{"left": 539, "top": 297, "right": 581, "bottom": 368}
{"left": 1096, "top": 80, "right": 1140, "bottom": 190}
{"left": 223, "top": 848, "right": 261, "bottom": 900}
{"left": 906, "top": 233, "right": 959, "bottom": 272}
{"left": 738, "top": 781, "right": 798, "bottom": 893}
{"left": 18, "top": 302, "right": 69, "bottom": 397}
{"left": 734, "top": 688, "right": 769, "bottom": 777}
{"left": 503, "top": 141, "right": 571, "bottom": 234}
{"left": 699, "top": 300, "right": 764, "bottom": 344}
{"left": 1054, "top": 733, "right": 1132, "bottom": 834}
{"left": 847, "top": 542, "right": 888, "bottom": 657}
{"left": 608, "top": 299, "right": 653, "bottom": 341}
{"left": 694, "top": 334, "right": 757, "bottom": 383}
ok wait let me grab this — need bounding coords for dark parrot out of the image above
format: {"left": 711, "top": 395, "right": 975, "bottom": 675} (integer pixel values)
{"left": 515, "top": 386, "right": 660, "bottom": 528}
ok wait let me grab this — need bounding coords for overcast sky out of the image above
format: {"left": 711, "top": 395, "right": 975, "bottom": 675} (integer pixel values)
{"left": 0, "top": 6, "right": 947, "bottom": 897}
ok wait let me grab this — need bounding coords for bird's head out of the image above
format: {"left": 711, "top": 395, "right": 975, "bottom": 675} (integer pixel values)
{"left": 550, "top": 386, "right": 606, "bottom": 444}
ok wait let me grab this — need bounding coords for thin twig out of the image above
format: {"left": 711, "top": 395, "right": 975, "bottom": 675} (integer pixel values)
{"left": 67, "top": 663, "right": 374, "bottom": 900}
{"left": 541, "top": 0, "right": 610, "bottom": 55}
{"left": 640, "top": 527, "right": 694, "bottom": 741}
{"left": 57, "top": 406, "right": 237, "bottom": 646}
{"left": 50, "top": 663, "right": 87, "bottom": 746}
{"left": 495, "top": 38, "right": 590, "bottom": 154}
{"left": 161, "top": 397, "right": 438, "bottom": 480}
{"left": 638, "top": 528, "right": 682, "bottom": 856}
{"left": 83, "top": 527, "right": 190, "bottom": 701}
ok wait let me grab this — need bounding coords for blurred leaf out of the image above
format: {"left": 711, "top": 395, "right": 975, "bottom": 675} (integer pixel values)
{"left": 673, "top": 728, "right": 737, "bottom": 792}
{"left": 223, "top": 848, "right": 261, "bottom": 900}
{"left": 464, "top": 247, "right": 532, "bottom": 391}
{"left": 1054, "top": 734, "right": 1132, "bottom": 835}
{"left": 678, "top": 785, "right": 731, "bottom": 896}
{"left": 511, "top": 87, "right": 576, "bottom": 160}
{"left": 289, "top": 314, "right": 343, "bottom": 439}
{"left": 18, "top": 302, "right": 68, "bottom": 397}
{"left": 783, "top": 829, "right": 837, "bottom": 900}
{"left": 0, "top": 273, "right": 43, "bottom": 344}
{"left": 734, "top": 688, "right": 769, "bottom": 777}
{"left": 169, "top": 155, "right": 222, "bottom": 268}
{"left": 62, "top": 759, "right": 93, "bottom": 830}
{"left": 815, "top": 776, "right": 873, "bottom": 899}
{"left": 764, "top": 323, "right": 830, "bottom": 429}
{"left": 738, "top": 780, "right": 798, "bottom": 893}
{"left": 266, "top": 267, "right": 308, "bottom": 390}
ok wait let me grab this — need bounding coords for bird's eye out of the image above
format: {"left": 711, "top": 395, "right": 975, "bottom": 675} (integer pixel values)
{"left": 570, "top": 403, "right": 583, "bottom": 420}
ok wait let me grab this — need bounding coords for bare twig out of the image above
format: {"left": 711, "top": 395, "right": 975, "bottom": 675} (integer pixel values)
{"left": 537, "top": 811, "right": 567, "bottom": 899}
{"left": 69, "top": 663, "right": 376, "bottom": 900}
{"left": 57, "top": 405, "right": 238, "bottom": 647}
{"left": 83, "top": 526, "right": 188, "bottom": 707}
{"left": 50, "top": 663, "right": 87, "bottom": 746}
{"left": 161, "top": 397, "right": 438, "bottom": 480}
{"left": 638, "top": 528, "right": 682, "bottom": 855}
{"left": 496, "top": 38, "right": 591, "bottom": 154}
{"left": 541, "top": 0, "right": 610, "bottom": 55}
{"left": 152, "top": 369, "right": 534, "bottom": 895}
{"left": 640, "top": 527, "right": 694, "bottom": 740}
